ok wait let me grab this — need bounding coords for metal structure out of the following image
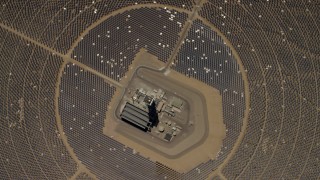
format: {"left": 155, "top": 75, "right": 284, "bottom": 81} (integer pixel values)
{"left": 0, "top": 0, "right": 319, "bottom": 179}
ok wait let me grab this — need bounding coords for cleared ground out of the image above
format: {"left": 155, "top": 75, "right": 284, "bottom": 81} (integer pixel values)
{"left": 114, "top": 67, "right": 202, "bottom": 156}
{"left": 104, "top": 49, "right": 226, "bottom": 173}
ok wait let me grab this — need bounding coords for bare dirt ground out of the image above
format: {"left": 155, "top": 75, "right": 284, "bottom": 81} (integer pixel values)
{"left": 103, "top": 50, "right": 226, "bottom": 173}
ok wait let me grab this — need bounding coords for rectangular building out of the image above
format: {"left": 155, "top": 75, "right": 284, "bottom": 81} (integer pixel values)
{"left": 120, "top": 102, "right": 152, "bottom": 131}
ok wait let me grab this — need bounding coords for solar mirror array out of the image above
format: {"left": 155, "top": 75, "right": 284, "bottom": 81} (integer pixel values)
{"left": 0, "top": 0, "right": 319, "bottom": 179}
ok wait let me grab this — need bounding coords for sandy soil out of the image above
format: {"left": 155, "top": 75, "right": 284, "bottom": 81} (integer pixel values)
{"left": 103, "top": 50, "right": 226, "bottom": 173}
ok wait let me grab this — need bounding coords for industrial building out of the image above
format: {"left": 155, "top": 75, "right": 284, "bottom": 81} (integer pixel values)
{"left": 120, "top": 102, "right": 155, "bottom": 131}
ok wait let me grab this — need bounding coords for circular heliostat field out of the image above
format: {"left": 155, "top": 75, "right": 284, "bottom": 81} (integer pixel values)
{"left": 0, "top": 1, "right": 319, "bottom": 180}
